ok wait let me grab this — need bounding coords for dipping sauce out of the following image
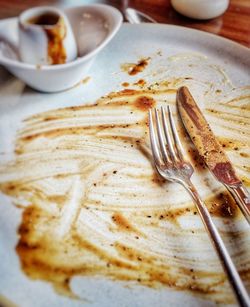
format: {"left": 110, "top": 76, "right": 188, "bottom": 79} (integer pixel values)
{"left": 27, "top": 12, "right": 60, "bottom": 26}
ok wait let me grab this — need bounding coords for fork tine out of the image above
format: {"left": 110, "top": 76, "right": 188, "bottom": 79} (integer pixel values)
{"left": 154, "top": 109, "right": 170, "bottom": 163}
{"left": 148, "top": 109, "right": 161, "bottom": 165}
{"left": 161, "top": 106, "right": 176, "bottom": 161}
{"left": 167, "top": 106, "right": 185, "bottom": 161}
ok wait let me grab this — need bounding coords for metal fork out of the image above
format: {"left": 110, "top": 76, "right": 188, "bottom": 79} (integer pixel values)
{"left": 148, "top": 106, "right": 250, "bottom": 307}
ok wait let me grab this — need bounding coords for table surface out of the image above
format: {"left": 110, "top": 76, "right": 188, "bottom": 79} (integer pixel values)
{"left": 0, "top": 0, "right": 249, "bottom": 47}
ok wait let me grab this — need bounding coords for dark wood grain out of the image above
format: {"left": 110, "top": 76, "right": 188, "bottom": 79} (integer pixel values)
{"left": 0, "top": 0, "right": 249, "bottom": 47}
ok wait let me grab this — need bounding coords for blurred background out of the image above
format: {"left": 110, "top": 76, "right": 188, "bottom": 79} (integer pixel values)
{"left": 0, "top": 0, "right": 249, "bottom": 47}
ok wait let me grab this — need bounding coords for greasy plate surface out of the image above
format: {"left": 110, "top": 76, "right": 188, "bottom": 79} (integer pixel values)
{"left": 0, "top": 24, "right": 250, "bottom": 307}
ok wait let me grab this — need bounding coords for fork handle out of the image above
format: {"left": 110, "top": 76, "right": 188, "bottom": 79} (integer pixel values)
{"left": 184, "top": 181, "right": 250, "bottom": 307}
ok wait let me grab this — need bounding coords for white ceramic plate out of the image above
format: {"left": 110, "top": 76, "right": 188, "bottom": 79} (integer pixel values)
{"left": 0, "top": 24, "right": 249, "bottom": 307}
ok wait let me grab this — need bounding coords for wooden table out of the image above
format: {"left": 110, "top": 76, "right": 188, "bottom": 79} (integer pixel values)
{"left": 0, "top": 0, "right": 249, "bottom": 47}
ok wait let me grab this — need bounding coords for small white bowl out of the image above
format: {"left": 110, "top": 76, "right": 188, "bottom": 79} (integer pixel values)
{"left": 171, "top": 0, "right": 229, "bottom": 20}
{"left": 0, "top": 4, "right": 122, "bottom": 92}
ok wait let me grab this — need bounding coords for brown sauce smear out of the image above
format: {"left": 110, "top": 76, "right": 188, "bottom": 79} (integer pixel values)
{"left": 112, "top": 212, "right": 140, "bottom": 233}
{"left": 217, "top": 137, "right": 246, "bottom": 150}
{"left": 134, "top": 79, "right": 146, "bottom": 87}
{"left": 187, "top": 147, "right": 207, "bottom": 173}
{"left": 121, "top": 58, "right": 150, "bottom": 76}
{"left": 212, "top": 162, "right": 241, "bottom": 185}
{"left": 27, "top": 12, "right": 59, "bottom": 26}
{"left": 0, "top": 84, "right": 249, "bottom": 305}
{"left": 45, "top": 17, "right": 67, "bottom": 65}
{"left": 177, "top": 86, "right": 201, "bottom": 129}
{"left": 206, "top": 191, "right": 238, "bottom": 218}
{"left": 129, "top": 58, "right": 150, "bottom": 75}
{"left": 134, "top": 96, "right": 156, "bottom": 111}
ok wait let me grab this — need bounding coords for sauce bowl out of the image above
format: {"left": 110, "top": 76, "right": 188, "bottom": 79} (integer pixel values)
{"left": 19, "top": 6, "right": 77, "bottom": 65}
{"left": 0, "top": 4, "right": 122, "bottom": 92}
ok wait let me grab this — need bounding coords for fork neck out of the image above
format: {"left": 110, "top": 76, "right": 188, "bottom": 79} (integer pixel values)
{"left": 181, "top": 180, "right": 201, "bottom": 204}
{"left": 181, "top": 180, "right": 250, "bottom": 306}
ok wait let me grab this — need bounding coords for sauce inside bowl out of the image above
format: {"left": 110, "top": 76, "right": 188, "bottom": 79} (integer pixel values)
{"left": 26, "top": 12, "right": 67, "bottom": 65}
{"left": 27, "top": 12, "right": 60, "bottom": 26}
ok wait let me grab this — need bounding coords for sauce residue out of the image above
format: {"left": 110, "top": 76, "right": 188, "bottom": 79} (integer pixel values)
{"left": 212, "top": 162, "right": 241, "bottom": 185}
{"left": 45, "top": 17, "right": 67, "bottom": 65}
{"left": 134, "top": 79, "right": 146, "bottom": 87}
{"left": 206, "top": 192, "right": 238, "bottom": 218}
{"left": 177, "top": 86, "right": 202, "bottom": 129}
{"left": 27, "top": 12, "right": 59, "bottom": 26}
{"left": 112, "top": 212, "right": 141, "bottom": 234}
{"left": 26, "top": 12, "right": 67, "bottom": 64}
{"left": 0, "top": 71, "right": 249, "bottom": 306}
{"left": 121, "top": 58, "right": 150, "bottom": 76}
{"left": 134, "top": 96, "right": 156, "bottom": 111}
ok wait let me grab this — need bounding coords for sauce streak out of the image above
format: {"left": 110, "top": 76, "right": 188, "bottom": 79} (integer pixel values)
{"left": 212, "top": 162, "right": 241, "bottom": 185}
{"left": 27, "top": 12, "right": 67, "bottom": 65}
{"left": 129, "top": 58, "right": 150, "bottom": 75}
{"left": 45, "top": 17, "right": 67, "bottom": 65}
{"left": 0, "top": 76, "right": 249, "bottom": 306}
{"left": 27, "top": 12, "right": 59, "bottom": 26}
{"left": 121, "top": 58, "right": 150, "bottom": 76}
{"left": 134, "top": 96, "right": 156, "bottom": 111}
